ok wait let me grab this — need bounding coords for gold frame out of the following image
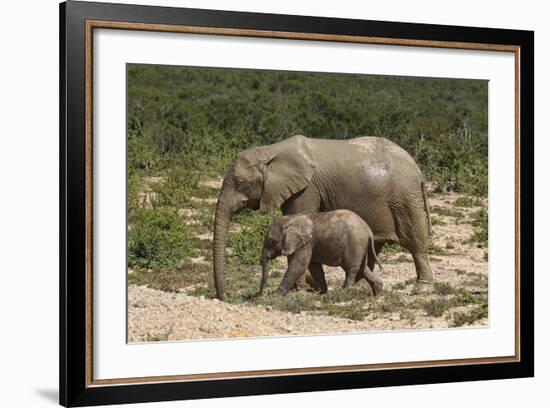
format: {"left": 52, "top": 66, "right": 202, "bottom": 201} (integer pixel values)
{"left": 84, "top": 20, "right": 522, "bottom": 388}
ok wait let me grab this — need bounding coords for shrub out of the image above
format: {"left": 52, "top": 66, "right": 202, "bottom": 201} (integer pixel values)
{"left": 421, "top": 299, "right": 452, "bottom": 317}
{"left": 378, "top": 292, "right": 406, "bottom": 313}
{"left": 323, "top": 303, "right": 366, "bottom": 321}
{"left": 151, "top": 163, "right": 200, "bottom": 208}
{"left": 128, "top": 207, "right": 193, "bottom": 268}
{"left": 413, "top": 138, "right": 488, "bottom": 196}
{"left": 127, "top": 172, "right": 142, "bottom": 217}
{"left": 469, "top": 207, "right": 488, "bottom": 246}
{"left": 228, "top": 210, "right": 279, "bottom": 265}
{"left": 127, "top": 117, "right": 160, "bottom": 172}
{"left": 128, "top": 65, "right": 488, "bottom": 197}
{"left": 452, "top": 302, "right": 488, "bottom": 327}
{"left": 258, "top": 291, "right": 317, "bottom": 314}
{"left": 399, "top": 310, "right": 416, "bottom": 324}
{"left": 454, "top": 196, "right": 482, "bottom": 207}
{"left": 433, "top": 282, "right": 456, "bottom": 295}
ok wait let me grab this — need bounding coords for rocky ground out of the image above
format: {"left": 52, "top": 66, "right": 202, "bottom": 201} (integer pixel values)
{"left": 128, "top": 178, "right": 488, "bottom": 342}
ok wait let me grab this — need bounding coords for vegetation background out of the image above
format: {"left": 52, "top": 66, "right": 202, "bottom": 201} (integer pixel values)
{"left": 126, "top": 64, "right": 489, "bottom": 334}
{"left": 128, "top": 64, "right": 488, "bottom": 193}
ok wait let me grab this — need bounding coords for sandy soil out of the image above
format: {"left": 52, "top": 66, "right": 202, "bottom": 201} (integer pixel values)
{"left": 128, "top": 284, "right": 482, "bottom": 342}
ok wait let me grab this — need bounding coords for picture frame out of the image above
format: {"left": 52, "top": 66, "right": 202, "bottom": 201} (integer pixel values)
{"left": 59, "top": 1, "right": 534, "bottom": 406}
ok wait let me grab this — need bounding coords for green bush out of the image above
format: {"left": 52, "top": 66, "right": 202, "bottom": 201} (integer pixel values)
{"left": 378, "top": 292, "right": 406, "bottom": 313}
{"left": 421, "top": 299, "right": 452, "bottom": 317}
{"left": 323, "top": 303, "right": 366, "bottom": 321}
{"left": 452, "top": 301, "right": 488, "bottom": 327}
{"left": 127, "top": 117, "right": 160, "bottom": 172}
{"left": 127, "top": 64, "right": 488, "bottom": 197}
{"left": 413, "top": 139, "right": 488, "bottom": 196}
{"left": 127, "top": 172, "right": 142, "bottom": 218}
{"left": 469, "top": 207, "right": 488, "bottom": 246}
{"left": 128, "top": 207, "right": 193, "bottom": 268}
{"left": 151, "top": 163, "right": 200, "bottom": 208}
{"left": 228, "top": 210, "right": 279, "bottom": 265}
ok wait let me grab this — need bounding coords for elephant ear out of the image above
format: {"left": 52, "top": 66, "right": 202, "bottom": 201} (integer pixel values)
{"left": 282, "top": 215, "right": 313, "bottom": 256}
{"left": 260, "top": 136, "right": 316, "bottom": 212}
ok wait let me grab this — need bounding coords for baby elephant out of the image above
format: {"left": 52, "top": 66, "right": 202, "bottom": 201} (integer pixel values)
{"left": 260, "top": 210, "right": 383, "bottom": 296}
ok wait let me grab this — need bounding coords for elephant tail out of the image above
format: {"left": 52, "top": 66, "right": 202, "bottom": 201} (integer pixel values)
{"left": 421, "top": 181, "right": 432, "bottom": 236}
{"left": 369, "top": 237, "right": 383, "bottom": 270}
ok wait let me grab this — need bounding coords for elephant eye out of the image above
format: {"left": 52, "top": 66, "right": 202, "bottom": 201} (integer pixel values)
{"left": 235, "top": 178, "right": 246, "bottom": 190}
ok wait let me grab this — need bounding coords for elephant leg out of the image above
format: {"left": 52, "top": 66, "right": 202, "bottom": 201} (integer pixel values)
{"left": 410, "top": 251, "right": 434, "bottom": 293}
{"left": 343, "top": 265, "right": 361, "bottom": 289}
{"left": 355, "top": 242, "right": 385, "bottom": 283}
{"left": 308, "top": 263, "right": 327, "bottom": 294}
{"left": 362, "top": 265, "right": 384, "bottom": 296}
{"left": 281, "top": 190, "right": 321, "bottom": 291}
{"left": 393, "top": 204, "right": 434, "bottom": 293}
{"left": 278, "top": 245, "right": 312, "bottom": 295}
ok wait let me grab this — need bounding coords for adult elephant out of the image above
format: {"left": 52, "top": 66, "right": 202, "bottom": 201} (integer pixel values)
{"left": 213, "top": 135, "right": 433, "bottom": 300}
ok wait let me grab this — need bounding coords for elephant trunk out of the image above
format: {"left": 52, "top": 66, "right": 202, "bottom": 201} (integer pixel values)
{"left": 213, "top": 194, "right": 232, "bottom": 300}
{"left": 259, "top": 254, "right": 269, "bottom": 295}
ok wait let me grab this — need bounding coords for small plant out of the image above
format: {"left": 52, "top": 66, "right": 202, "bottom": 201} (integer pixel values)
{"left": 454, "top": 196, "right": 482, "bottom": 208}
{"left": 378, "top": 292, "right": 406, "bottom": 313}
{"left": 469, "top": 207, "right": 488, "bottom": 246}
{"left": 431, "top": 206, "right": 465, "bottom": 219}
{"left": 453, "top": 290, "right": 487, "bottom": 307}
{"left": 452, "top": 302, "right": 488, "bottom": 327}
{"left": 428, "top": 242, "right": 446, "bottom": 255}
{"left": 322, "top": 286, "right": 374, "bottom": 303}
{"left": 463, "top": 274, "right": 488, "bottom": 287}
{"left": 382, "top": 243, "right": 404, "bottom": 254}
{"left": 258, "top": 291, "right": 317, "bottom": 314}
{"left": 145, "top": 326, "right": 174, "bottom": 342}
{"left": 128, "top": 207, "right": 194, "bottom": 268}
{"left": 392, "top": 282, "right": 406, "bottom": 291}
{"left": 323, "top": 303, "right": 366, "bottom": 321}
{"left": 433, "top": 281, "right": 456, "bottom": 295}
{"left": 399, "top": 310, "right": 416, "bottom": 324}
{"left": 129, "top": 262, "right": 211, "bottom": 292}
{"left": 379, "top": 243, "right": 405, "bottom": 262}
{"left": 420, "top": 299, "right": 452, "bottom": 317}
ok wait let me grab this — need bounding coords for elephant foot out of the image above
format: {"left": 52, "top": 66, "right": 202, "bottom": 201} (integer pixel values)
{"left": 277, "top": 286, "right": 289, "bottom": 296}
{"left": 305, "top": 274, "right": 321, "bottom": 292}
{"left": 370, "top": 280, "right": 384, "bottom": 296}
{"left": 412, "top": 281, "right": 434, "bottom": 295}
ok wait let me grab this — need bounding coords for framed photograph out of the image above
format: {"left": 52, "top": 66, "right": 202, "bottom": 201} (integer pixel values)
{"left": 60, "top": 1, "right": 534, "bottom": 406}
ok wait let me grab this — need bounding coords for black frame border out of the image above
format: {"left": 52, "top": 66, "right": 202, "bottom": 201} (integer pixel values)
{"left": 60, "top": 1, "right": 534, "bottom": 406}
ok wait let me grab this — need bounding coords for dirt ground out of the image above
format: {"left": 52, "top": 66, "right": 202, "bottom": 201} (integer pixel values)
{"left": 128, "top": 179, "right": 488, "bottom": 342}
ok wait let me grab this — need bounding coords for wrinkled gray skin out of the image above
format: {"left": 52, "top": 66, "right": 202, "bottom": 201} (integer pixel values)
{"left": 259, "top": 210, "right": 384, "bottom": 296}
{"left": 213, "top": 135, "right": 432, "bottom": 300}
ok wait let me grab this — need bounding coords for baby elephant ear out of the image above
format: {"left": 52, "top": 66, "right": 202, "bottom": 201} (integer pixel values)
{"left": 282, "top": 216, "right": 313, "bottom": 256}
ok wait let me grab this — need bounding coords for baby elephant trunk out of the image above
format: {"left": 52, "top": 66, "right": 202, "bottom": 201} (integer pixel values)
{"left": 259, "top": 254, "right": 269, "bottom": 295}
